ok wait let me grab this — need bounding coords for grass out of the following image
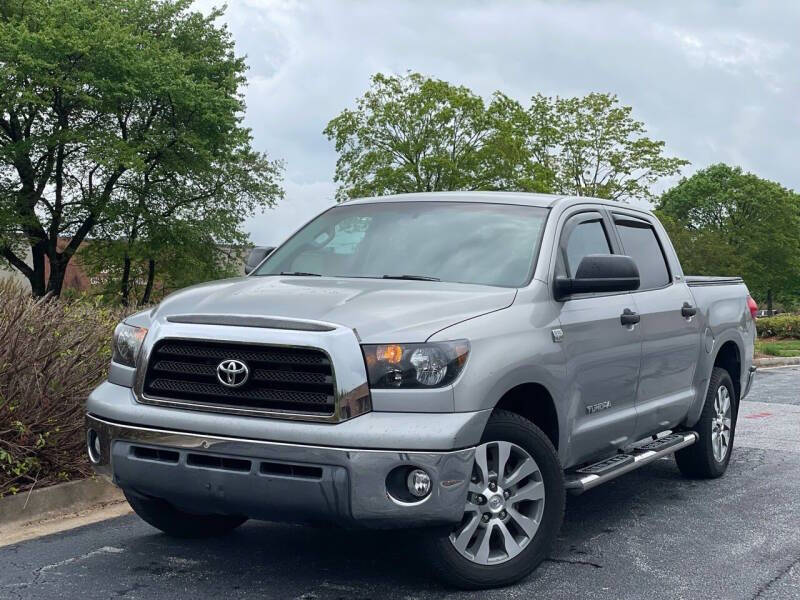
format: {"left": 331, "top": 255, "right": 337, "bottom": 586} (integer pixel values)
{"left": 755, "top": 338, "right": 800, "bottom": 358}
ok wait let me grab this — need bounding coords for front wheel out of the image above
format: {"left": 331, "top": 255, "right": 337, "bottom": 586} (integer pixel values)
{"left": 423, "top": 410, "right": 565, "bottom": 589}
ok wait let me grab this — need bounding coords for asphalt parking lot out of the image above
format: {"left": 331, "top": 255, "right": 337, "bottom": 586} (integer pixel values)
{"left": 2, "top": 367, "right": 798, "bottom": 600}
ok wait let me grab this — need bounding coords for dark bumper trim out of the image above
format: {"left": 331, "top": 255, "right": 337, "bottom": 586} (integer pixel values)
{"left": 86, "top": 414, "right": 474, "bottom": 529}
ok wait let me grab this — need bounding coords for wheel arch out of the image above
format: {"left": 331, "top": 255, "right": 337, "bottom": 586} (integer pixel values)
{"left": 493, "top": 382, "right": 560, "bottom": 454}
{"left": 713, "top": 340, "right": 742, "bottom": 407}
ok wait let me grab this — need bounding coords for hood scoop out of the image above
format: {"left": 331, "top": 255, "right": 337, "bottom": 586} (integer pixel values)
{"left": 166, "top": 314, "right": 336, "bottom": 332}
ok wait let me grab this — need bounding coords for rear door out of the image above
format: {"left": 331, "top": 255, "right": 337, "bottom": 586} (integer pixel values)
{"left": 610, "top": 212, "right": 702, "bottom": 438}
{"left": 553, "top": 209, "right": 642, "bottom": 467}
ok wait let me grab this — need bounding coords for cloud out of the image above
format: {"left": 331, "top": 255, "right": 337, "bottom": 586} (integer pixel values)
{"left": 245, "top": 179, "right": 335, "bottom": 246}
{"left": 196, "top": 0, "right": 800, "bottom": 244}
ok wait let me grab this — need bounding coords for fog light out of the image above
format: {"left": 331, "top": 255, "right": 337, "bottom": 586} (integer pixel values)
{"left": 87, "top": 429, "right": 101, "bottom": 464}
{"left": 406, "top": 468, "right": 432, "bottom": 498}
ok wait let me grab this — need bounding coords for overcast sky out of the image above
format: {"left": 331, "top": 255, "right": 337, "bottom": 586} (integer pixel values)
{"left": 195, "top": 0, "right": 800, "bottom": 246}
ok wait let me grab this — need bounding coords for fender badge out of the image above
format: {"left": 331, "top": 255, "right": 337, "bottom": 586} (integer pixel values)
{"left": 551, "top": 328, "right": 564, "bottom": 343}
{"left": 586, "top": 401, "right": 611, "bottom": 414}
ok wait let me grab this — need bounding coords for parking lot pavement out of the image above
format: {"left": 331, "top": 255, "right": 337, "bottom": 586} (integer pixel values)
{"left": 746, "top": 365, "right": 800, "bottom": 406}
{"left": 2, "top": 371, "right": 799, "bottom": 600}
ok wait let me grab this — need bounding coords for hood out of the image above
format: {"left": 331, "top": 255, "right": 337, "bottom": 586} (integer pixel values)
{"left": 151, "top": 276, "right": 516, "bottom": 343}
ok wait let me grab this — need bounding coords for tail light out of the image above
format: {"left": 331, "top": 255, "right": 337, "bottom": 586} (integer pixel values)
{"left": 746, "top": 295, "right": 758, "bottom": 319}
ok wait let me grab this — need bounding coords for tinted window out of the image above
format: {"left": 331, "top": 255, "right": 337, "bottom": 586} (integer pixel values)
{"left": 615, "top": 220, "right": 670, "bottom": 289}
{"left": 564, "top": 219, "right": 611, "bottom": 277}
{"left": 255, "top": 202, "right": 549, "bottom": 287}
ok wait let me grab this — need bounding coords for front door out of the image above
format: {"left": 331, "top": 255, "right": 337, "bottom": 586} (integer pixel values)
{"left": 553, "top": 211, "right": 642, "bottom": 467}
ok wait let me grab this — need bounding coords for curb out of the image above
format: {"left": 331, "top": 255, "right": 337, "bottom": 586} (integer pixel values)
{"left": 754, "top": 356, "right": 800, "bottom": 368}
{"left": 0, "top": 477, "right": 123, "bottom": 528}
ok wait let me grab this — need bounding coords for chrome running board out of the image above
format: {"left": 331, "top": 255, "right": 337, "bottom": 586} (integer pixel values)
{"left": 564, "top": 431, "right": 698, "bottom": 495}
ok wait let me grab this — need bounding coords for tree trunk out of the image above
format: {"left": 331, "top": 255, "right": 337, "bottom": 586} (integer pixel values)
{"left": 29, "top": 240, "right": 48, "bottom": 297}
{"left": 120, "top": 255, "right": 132, "bottom": 307}
{"left": 767, "top": 289, "right": 773, "bottom": 315}
{"left": 45, "top": 255, "right": 68, "bottom": 297}
{"left": 141, "top": 259, "right": 156, "bottom": 305}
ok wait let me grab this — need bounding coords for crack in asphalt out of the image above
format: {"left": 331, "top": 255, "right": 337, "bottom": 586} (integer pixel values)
{"left": 751, "top": 555, "right": 800, "bottom": 599}
{"left": 545, "top": 557, "right": 603, "bottom": 569}
{"left": 2, "top": 546, "right": 126, "bottom": 593}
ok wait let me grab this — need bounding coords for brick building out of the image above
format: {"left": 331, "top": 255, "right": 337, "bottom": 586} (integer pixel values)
{"left": 0, "top": 239, "right": 91, "bottom": 293}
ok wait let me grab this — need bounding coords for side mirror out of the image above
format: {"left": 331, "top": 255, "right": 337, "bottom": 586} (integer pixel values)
{"left": 244, "top": 246, "right": 275, "bottom": 274}
{"left": 554, "top": 254, "right": 640, "bottom": 300}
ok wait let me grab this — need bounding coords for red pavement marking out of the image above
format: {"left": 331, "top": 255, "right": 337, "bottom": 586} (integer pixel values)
{"left": 744, "top": 412, "right": 773, "bottom": 419}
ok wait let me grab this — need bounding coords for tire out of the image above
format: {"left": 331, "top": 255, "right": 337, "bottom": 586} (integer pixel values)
{"left": 675, "top": 367, "right": 737, "bottom": 479}
{"left": 124, "top": 490, "right": 247, "bottom": 538}
{"left": 423, "top": 409, "right": 565, "bottom": 590}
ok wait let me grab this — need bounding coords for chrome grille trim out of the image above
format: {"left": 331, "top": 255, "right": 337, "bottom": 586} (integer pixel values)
{"left": 133, "top": 318, "right": 371, "bottom": 423}
{"left": 143, "top": 339, "right": 335, "bottom": 416}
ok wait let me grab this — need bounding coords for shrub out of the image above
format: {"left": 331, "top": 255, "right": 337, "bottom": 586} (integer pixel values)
{"left": 0, "top": 281, "right": 128, "bottom": 496}
{"left": 756, "top": 314, "right": 800, "bottom": 339}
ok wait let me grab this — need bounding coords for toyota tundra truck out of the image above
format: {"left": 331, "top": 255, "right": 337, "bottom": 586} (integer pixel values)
{"left": 86, "top": 192, "right": 757, "bottom": 589}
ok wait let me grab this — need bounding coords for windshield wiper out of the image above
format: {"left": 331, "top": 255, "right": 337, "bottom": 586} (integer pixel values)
{"left": 280, "top": 271, "right": 322, "bottom": 277}
{"left": 382, "top": 274, "right": 441, "bottom": 282}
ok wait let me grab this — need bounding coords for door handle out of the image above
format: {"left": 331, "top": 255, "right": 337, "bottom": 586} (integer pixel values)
{"left": 681, "top": 303, "right": 697, "bottom": 318}
{"left": 620, "top": 308, "right": 640, "bottom": 326}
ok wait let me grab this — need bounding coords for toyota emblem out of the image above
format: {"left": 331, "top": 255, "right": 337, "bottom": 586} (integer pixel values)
{"left": 216, "top": 359, "right": 249, "bottom": 388}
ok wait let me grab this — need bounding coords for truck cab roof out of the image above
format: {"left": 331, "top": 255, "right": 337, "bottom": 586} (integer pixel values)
{"left": 345, "top": 191, "right": 657, "bottom": 218}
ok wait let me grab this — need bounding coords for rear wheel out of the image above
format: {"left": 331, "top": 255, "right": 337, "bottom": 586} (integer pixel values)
{"left": 423, "top": 410, "right": 564, "bottom": 589}
{"left": 124, "top": 490, "right": 247, "bottom": 538}
{"left": 676, "top": 367, "right": 736, "bottom": 478}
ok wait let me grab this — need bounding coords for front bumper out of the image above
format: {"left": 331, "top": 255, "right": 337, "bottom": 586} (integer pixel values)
{"left": 86, "top": 414, "right": 475, "bottom": 529}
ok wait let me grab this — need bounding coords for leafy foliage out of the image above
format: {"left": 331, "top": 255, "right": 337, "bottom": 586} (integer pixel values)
{"left": 756, "top": 314, "right": 800, "bottom": 340}
{"left": 523, "top": 93, "right": 688, "bottom": 201}
{"left": 78, "top": 221, "right": 243, "bottom": 306}
{"left": 0, "top": 280, "right": 129, "bottom": 495}
{"left": 0, "top": 0, "right": 282, "bottom": 297}
{"left": 324, "top": 73, "right": 550, "bottom": 201}
{"left": 658, "top": 164, "right": 800, "bottom": 305}
{"left": 325, "top": 73, "right": 686, "bottom": 202}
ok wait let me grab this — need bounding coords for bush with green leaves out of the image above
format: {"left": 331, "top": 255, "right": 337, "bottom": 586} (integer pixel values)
{"left": 756, "top": 314, "right": 800, "bottom": 339}
{"left": 0, "top": 281, "right": 129, "bottom": 495}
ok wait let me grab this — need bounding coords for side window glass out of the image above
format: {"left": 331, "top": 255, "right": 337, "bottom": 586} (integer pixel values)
{"left": 615, "top": 220, "right": 670, "bottom": 289}
{"left": 563, "top": 219, "right": 611, "bottom": 277}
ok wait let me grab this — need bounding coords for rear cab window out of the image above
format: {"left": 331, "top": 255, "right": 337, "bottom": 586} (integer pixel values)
{"left": 613, "top": 215, "right": 671, "bottom": 290}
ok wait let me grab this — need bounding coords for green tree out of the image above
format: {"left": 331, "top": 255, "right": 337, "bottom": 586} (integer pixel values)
{"left": 0, "top": 0, "right": 282, "bottom": 297}
{"left": 84, "top": 145, "right": 280, "bottom": 306}
{"left": 325, "top": 74, "right": 686, "bottom": 203}
{"left": 656, "top": 213, "right": 744, "bottom": 276}
{"left": 524, "top": 93, "right": 688, "bottom": 202}
{"left": 657, "top": 164, "right": 800, "bottom": 305}
{"left": 80, "top": 217, "right": 245, "bottom": 306}
{"left": 323, "top": 72, "right": 544, "bottom": 201}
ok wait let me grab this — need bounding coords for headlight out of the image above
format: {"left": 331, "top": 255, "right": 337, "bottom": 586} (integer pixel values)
{"left": 112, "top": 323, "right": 148, "bottom": 367}
{"left": 362, "top": 341, "right": 470, "bottom": 389}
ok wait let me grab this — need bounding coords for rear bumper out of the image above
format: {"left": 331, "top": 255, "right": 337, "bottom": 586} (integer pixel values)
{"left": 742, "top": 365, "right": 757, "bottom": 399}
{"left": 86, "top": 414, "right": 475, "bottom": 529}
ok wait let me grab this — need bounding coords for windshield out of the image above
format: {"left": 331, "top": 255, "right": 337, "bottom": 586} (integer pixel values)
{"left": 254, "top": 201, "right": 549, "bottom": 287}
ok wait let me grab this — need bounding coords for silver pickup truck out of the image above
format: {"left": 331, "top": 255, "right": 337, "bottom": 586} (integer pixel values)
{"left": 86, "top": 192, "right": 757, "bottom": 589}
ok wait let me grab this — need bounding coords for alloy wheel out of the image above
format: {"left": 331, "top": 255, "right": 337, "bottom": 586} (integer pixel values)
{"left": 449, "top": 441, "right": 545, "bottom": 565}
{"left": 711, "top": 385, "right": 732, "bottom": 462}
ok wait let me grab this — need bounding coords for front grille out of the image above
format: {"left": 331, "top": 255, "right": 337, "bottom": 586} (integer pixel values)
{"left": 142, "top": 340, "right": 335, "bottom": 416}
